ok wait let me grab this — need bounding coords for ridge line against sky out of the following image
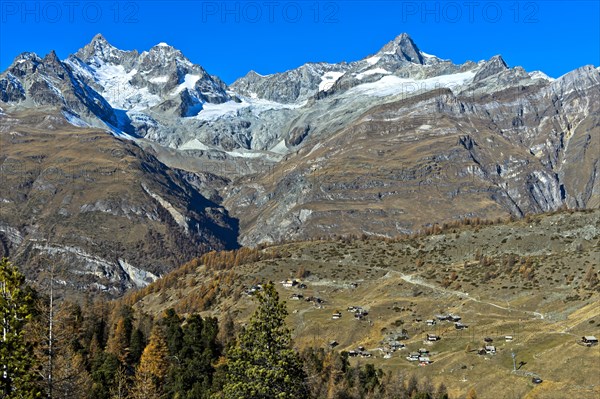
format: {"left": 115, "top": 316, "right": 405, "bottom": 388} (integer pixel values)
{"left": 0, "top": 0, "right": 598, "bottom": 83}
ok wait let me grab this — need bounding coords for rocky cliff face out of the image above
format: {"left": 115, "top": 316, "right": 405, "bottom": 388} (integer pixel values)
{"left": 1, "top": 33, "right": 598, "bottom": 291}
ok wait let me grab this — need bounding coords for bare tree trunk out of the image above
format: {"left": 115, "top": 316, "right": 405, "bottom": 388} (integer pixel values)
{"left": 48, "top": 267, "right": 54, "bottom": 399}
{"left": 2, "top": 280, "right": 8, "bottom": 397}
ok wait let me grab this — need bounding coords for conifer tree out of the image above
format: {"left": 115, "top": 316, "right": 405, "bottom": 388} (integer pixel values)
{"left": 0, "top": 258, "right": 41, "bottom": 398}
{"left": 106, "top": 318, "right": 130, "bottom": 364}
{"left": 130, "top": 326, "right": 169, "bottom": 399}
{"left": 109, "top": 365, "right": 129, "bottom": 399}
{"left": 167, "top": 314, "right": 221, "bottom": 398}
{"left": 161, "top": 308, "right": 183, "bottom": 356}
{"left": 129, "top": 328, "right": 145, "bottom": 365}
{"left": 222, "top": 281, "right": 307, "bottom": 399}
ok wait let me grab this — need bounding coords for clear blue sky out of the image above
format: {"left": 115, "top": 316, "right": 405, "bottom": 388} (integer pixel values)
{"left": 1, "top": 1, "right": 598, "bottom": 83}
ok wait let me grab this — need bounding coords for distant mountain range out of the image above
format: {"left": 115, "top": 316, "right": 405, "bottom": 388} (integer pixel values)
{"left": 1, "top": 33, "right": 598, "bottom": 295}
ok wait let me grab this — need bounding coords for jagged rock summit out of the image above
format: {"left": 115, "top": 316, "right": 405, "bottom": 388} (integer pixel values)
{"left": 377, "top": 32, "right": 426, "bottom": 64}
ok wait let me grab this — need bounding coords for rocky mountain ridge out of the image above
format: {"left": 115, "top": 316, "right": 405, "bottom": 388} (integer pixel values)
{"left": 1, "top": 33, "right": 598, "bottom": 293}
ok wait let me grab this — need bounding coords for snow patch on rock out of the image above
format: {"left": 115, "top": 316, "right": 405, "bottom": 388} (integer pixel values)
{"left": 355, "top": 68, "right": 391, "bottom": 80}
{"left": 319, "top": 71, "right": 345, "bottom": 92}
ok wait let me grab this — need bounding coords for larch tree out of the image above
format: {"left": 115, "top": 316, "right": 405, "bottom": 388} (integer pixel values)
{"left": 222, "top": 281, "right": 307, "bottom": 399}
{"left": 109, "top": 365, "right": 129, "bottom": 399}
{"left": 130, "top": 326, "right": 170, "bottom": 399}
{"left": 106, "top": 318, "right": 130, "bottom": 364}
{"left": 217, "top": 311, "right": 235, "bottom": 349}
{"left": 0, "top": 258, "right": 41, "bottom": 398}
{"left": 106, "top": 305, "right": 135, "bottom": 365}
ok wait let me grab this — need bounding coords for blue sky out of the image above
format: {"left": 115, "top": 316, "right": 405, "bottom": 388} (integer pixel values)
{"left": 1, "top": 1, "right": 598, "bottom": 83}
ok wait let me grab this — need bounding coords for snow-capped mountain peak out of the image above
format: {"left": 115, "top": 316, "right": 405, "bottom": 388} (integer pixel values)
{"left": 2, "top": 32, "right": 581, "bottom": 158}
{"left": 74, "top": 33, "right": 134, "bottom": 66}
{"left": 146, "top": 42, "right": 185, "bottom": 57}
{"left": 12, "top": 51, "right": 42, "bottom": 66}
{"left": 60, "top": 34, "right": 230, "bottom": 118}
{"left": 377, "top": 32, "right": 425, "bottom": 64}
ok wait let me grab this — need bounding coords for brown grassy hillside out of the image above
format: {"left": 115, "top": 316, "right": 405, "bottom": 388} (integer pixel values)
{"left": 122, "top": 209, "right": 600, "bottom": 398}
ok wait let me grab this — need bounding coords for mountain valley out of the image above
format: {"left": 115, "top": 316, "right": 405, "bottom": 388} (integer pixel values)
{"left": 1, "top": 32, "right": 598, "bottom": 296}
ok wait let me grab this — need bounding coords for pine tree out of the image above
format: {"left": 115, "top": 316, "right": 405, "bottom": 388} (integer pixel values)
{"left": 90, "top": 352, "right": 120, "bottom": 399}
{"left": 167, "top": 314, "right": 221, "bottom": 398}
{"left": 222, "top": 281, "right": 307, "bottom": 399}
{"left": 161, "top": 308, "right": 183, "bottom": 356}
{"left": 129, "top": 328, "right": 145, "bottom": 365}
{"left": 0, "top": 258, "right": 41, "bottom": 398}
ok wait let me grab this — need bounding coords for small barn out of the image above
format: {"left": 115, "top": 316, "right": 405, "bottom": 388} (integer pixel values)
{"left": 426, "top": 333, "right": 441, "bottom": 341}
{"left": 581, "top": 336, "right": 598, "bottom": 346}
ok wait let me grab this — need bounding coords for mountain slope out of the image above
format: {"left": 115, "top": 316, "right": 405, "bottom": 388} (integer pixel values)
{"left": 0, "top": 108, "right": 238, "bottom": 296}
{"left": 223, "top": 64, "right": 599, "bottom": 245}
{"left": 122, "top": 209, "right": 600, "bottom": 399}
{"left": 1, "top": 32, "right": 598, "bottom": 281}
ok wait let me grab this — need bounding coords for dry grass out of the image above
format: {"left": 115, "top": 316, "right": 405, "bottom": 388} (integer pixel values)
{"left": 126, "top": 209, "right": 600, "bottom": 398}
